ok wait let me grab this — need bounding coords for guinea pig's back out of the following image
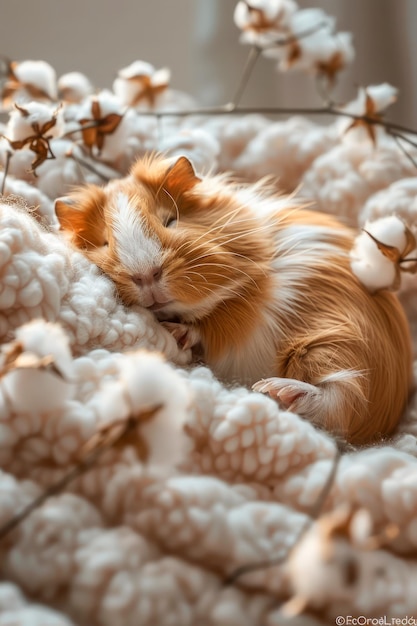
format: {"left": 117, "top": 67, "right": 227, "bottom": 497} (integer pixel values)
{"left": 270, "top": 208, "right": 412, "bottom": 444}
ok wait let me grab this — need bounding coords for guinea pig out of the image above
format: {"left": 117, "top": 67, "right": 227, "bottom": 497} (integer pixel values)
{"left": 55, "top": 154, "right": 412, "bottom": 445}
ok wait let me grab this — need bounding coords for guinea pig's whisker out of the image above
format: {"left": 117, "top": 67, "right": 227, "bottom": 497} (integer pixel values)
{"left": 183, "top": 282, "right": 206, "bottom": 296}
{"left": 197, "top": 281, "right": 243, "bottom": 301}
{"left": 189, "top": 250, "right": 269, "bottom": 274}
{"left": 173, "top": 220, "right": 271, "bottom": 259}
{"left": 209, "top": 206, "right": 242, "bottom": 227}
{"left": 210, "top": 210, "right": 260, "bottom": 231}
{"left": 276, "top": 236, "right": 324, "bottom": 260}
{"left": 162, "top": 187, "right": 180, "bottom": 224}
{"left": 186, "top": 270, "right": 210, "bottom": 284}
{"left": 211, "top": 219, "right": 270, "bottom": 241}
{"left": 184, "top": 217, "right": 268, "bottom": 248}
{"left": 186, "top": 270, "right": 256, "bottom": 302}
{"left": 218, "top": 282, "right": 260, "bottom": 304}
{"left": 187, "top": 262, "right": 260, "bottom": 288}
{"left": 188, "top": 224, "right": 270, "bottom": 252}
{"left": 177, "top": 223, "right": 271, "bottom": 258}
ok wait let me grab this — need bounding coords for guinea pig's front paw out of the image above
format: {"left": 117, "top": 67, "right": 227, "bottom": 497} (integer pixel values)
{"left": 253, "top": 377, "right": 321, "bottom": 414}
{"left": 160, "top": 321, "right": 200, "bottom": 351}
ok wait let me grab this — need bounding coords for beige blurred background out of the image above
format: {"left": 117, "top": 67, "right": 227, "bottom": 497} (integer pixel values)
{"left": 1, "top": 0, "right": 416, "bottom": 126}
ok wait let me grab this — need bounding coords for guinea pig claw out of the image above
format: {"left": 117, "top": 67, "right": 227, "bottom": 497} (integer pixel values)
{"left": 160, "top": 321, "right": 200, "bottom": 350}
{"left": 252, "top": 377, "right": 320, "bottom": 410}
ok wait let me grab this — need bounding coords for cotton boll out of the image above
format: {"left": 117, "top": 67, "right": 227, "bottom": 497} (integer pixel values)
{"left": 14, "top": 320, "right": 74, "bottom": 379}
{"left": 269, "top": 9, "right": 353, "bottom": 76}
{"left": 58, "top": 71, "right": 93, "bottom": 103}
{"left": 234, "top": 0, "right": 298, "bottom": 47}
{"left": 270, "top": 28, "right": 354, "bottom": 77}
{"left": 338, "top": 83, "right": 398, "bottom": 141}
{"left": 286, "top": 510, "right": 417, "bottom": 616}
{"left": 113, "top": 60, "right": 170, "bottom": 108}
{"left": 11, "top": 60, "right": 57, "bottom": 102}
{"left": 87, "top": 381, "right": 129, "bottom": 424}
{"left": 75, "top": 91, "right": 136, "bottom": 162}
{"left": 364, "top": 215, "right": 407, "bottom": 252}
{"left": 285, "top": 509, "right": 370, "bottom": 611}
{"left": 0, "top": 138, "right": 34, "bottom": 182}
{"left": 366, "top": 83, "right": 398, "bottom": 113}
{"left": 6, "top": 102, "right": 64, "bottom": 143}
{"left": 235, "top": 0, "right": 298, "bottom": 25}
{"left": 349, "top": 216, "right": 408, "bottom": 292}
{"left": 342, "top": 83, "right": 398, "bottom": 120}
{"left": 332, "top": 31, "right": 355, "bottom": 65}
{"left": 313, "top": 31, "right": 355, "bottom": 76}
{"left": 118, "top": 351, "right": 191, "bottom": 471}
{"left": 350, "top": 231, "right": 396, "bottom": 292}
{"left": 112, "top": 76, "right": 139, "bottom": 109}
{"left": 0, "top": 320, "right": 75, "bottom": 413}
{"left": 2, "top": 369, "right": 72, "bottom": 414}
{"left": 271, "top": 8, "right": 335, "bottom": 69}
{"left": 117, "top": 60, "right": 155, "bottom": 79}
{"left": 285, "top": 524, "right": 355, "bottom": 611}
{"left": 102, "top": 106, "right": 144, "bottom": 164}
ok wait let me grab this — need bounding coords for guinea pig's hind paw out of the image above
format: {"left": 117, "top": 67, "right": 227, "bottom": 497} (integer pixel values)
{"left": 160, "top": 321, "right": 200, "bottom": 350}
{"left": 252, "top": 377, "right": 321, "bottom": 411}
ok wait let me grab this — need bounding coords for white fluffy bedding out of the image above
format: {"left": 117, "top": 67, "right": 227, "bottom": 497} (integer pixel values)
{"left": 1, "top": 60, "right": 417, "bottom": 626}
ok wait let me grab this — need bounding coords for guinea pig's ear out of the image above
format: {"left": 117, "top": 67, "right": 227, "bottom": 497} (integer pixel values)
{"left": 164, "top": 156, "right": 201, "bottom": 194}
{"left": 55, "top": 187, "right": 107, "bottom": 249}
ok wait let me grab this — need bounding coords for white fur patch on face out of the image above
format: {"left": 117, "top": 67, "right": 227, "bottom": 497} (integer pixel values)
{"left": 112, "top": 192, "right": 162, "bottom": 274}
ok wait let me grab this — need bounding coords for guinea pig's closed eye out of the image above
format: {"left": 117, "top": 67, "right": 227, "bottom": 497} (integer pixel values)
{"left": 165, "top": 217, "right": 177, "bottom": 228}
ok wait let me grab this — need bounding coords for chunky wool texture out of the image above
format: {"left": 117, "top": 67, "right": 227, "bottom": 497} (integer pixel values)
{"left": 1, "top": 73, "right": 417, "bottom": 624}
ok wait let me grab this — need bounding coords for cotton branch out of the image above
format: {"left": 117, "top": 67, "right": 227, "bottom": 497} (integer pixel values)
{"left": 66, "top": 146, "right": 115, "bottom": 182}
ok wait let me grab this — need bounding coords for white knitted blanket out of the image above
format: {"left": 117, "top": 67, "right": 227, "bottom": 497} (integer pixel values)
{"left": 1, "top": 72, "right": 417, "bottom": 626}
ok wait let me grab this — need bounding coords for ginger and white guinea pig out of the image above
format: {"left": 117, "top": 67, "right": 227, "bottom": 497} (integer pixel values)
{"left": 56, "top": 154, "right": 412, "bottom": 445}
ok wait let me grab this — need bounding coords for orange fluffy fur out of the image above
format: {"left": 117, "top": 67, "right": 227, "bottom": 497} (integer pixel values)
{"left": 56, "top": 155, "right": 412, "bottom": 445}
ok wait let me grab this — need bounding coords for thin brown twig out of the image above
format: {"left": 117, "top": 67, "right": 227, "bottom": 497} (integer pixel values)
{"left": 389, "top": 129, "right": 417, "bottom": 151}
{"left": 390, "top": 132, "right": 417, "bottom": 170}
{"left": 228, "top": 46, "right": 262, "bottom": 110}
{"left": 69, "top": 104, "right": 417, "bottom": 146}
{"left": 224, "top": 447, "right": 341, "bottom": 585}
{"left": 132, "top": 104, "right": 417, "bottom": 136}
{"left": 0, "top": 150, "right": 12, "bottom": 195}
{"left": 67, "top": 149, "right": 112, "bottom": 182}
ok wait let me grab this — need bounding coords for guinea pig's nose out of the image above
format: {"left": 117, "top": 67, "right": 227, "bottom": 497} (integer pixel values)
{"left": 131, "top": 266, "right": 162, "bottom": 287}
